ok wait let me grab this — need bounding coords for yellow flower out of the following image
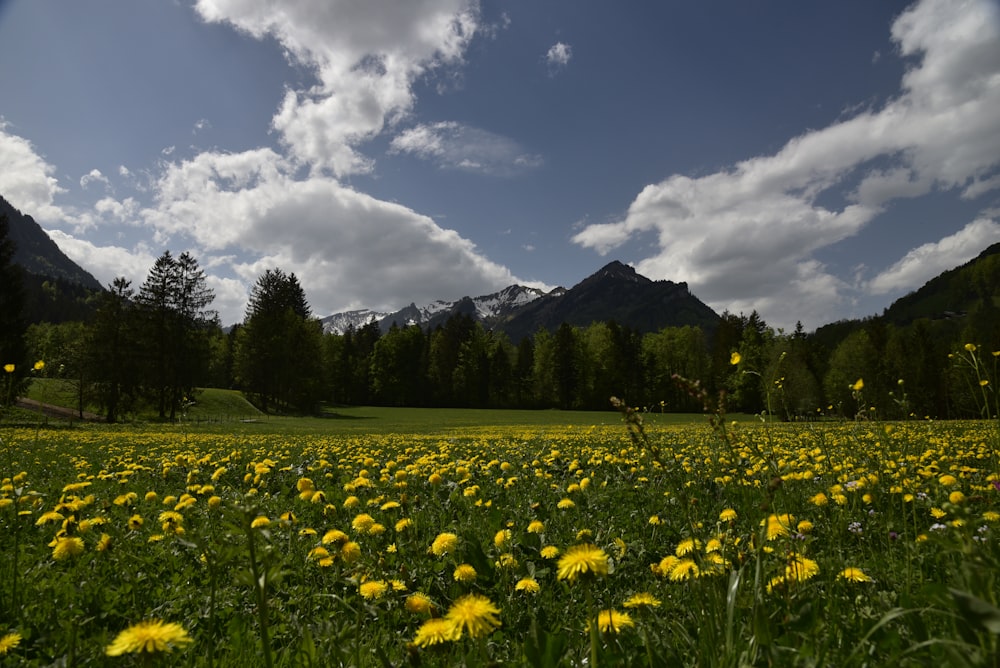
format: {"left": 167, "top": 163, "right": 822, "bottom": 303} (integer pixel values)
{"left": 948, "top": 491, "right": 965, "bottom": 504}
{"left": 796, "top": 520, "right": 814, "bottom": 534}
{"left": 964, "top": 343, "right": 977, "bottom": 352}
{"left": 527, "top": 520, "right": 545, "bottom": 534}
{"left": 0, "top": 632, "right": 22, "bottom": 655}
{"left": 762, "top": 513, "right": 795, "bottom": 540}
{"left": 515, "top": 577, "right": 540, "bottom": 593}
{"left": 341, "top": 541, "right": 361, "bottom": 563}
{"left": 52, "top": 536, "right": 85, "bottom": 561}
{"left": 557, "top": 498, "right": 575, "bottom": 509}
{"left": 97, "top": 533, "right": 112, "bottom": 552}
{"left": 33, "top": 360, "right": 45, "bottom": 371}
{"left": 623, "top": 592, "right": 661, "bottom": 608}
{"left": 675, "top": 537, "right": 701, "bottom": 557}
{"left": 556, "top": 544, "right": 609, "bottom": 582}
{"left": 851, "top": 378, "right": 864, "bottom": 392}
{"left": 669, "top": 558, "right": 699, "bottom": 582}
{"left": 105, "top": 619, "right": 192, "bottom": 656}
{"left": 453, "top": 564, "right": 477, "bottom": 583}
{"left": 785, "top": 554, "right": 820, "bottom": 582}
{"left": 351, "top": 513, "right": 375, "bottom": 533}
{"left": 939, "top": 474, "right": 958, "bottom": 486}
{"left": 839, "top": 567, "right": 873, "bottom": 583}
{"left": 322, "top": 529, "right": 349, "bottom": 546}
{"left": 430, "top": 532, "right": 459, "bottom": 556}
{"left": 719, "top": 508, "right": 737, "bottom": 522}
{"left": 3, "top": 364, "right": 13, "bottom": 373}
{"left": 493, "top": 529, "right": 511, "bottom": 549}
{"left": 590, "top": 609, "right": 634, "bottom": 634}
{"left": 981, "top": 379, "right": 990, "bottom": 387}
{"left": 445, "top": 594, "right": 502, "bottom": 639}
{"left": 359, "top": 580, "right": 388, "bottom": 600}
{"left": 405, "top": 592, "right": 435, "bottom": 615}
{"left": 250, "top": 516, "right": 270, "bottom": 529}
{"left": 730, "top": 352, "right": 741, "bottom": 365}
{"left": 412, "top": 618, "right": 459, "bottom": 647}
{"left": 540, "top": 545, "right": 560, "bottom": 559}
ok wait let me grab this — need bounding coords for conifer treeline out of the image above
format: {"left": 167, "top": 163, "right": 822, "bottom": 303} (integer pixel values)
{"left": 7, "top": 239, "right": 999, "bottom": 422}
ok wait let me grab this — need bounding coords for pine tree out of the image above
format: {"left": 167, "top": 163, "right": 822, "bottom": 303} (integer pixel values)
{"left": 0, "top": 213, "right": 29, "bottom": 407}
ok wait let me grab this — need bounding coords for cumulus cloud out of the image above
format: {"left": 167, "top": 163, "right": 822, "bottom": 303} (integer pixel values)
{"left": 0, "top": 121, "right": 65, "bottom": 221}
{"left": 572, "top": 0, "right": 1000, "bottom": 330}
{"left": 136, "top": 147, "right": 522, "bottom": 323}
{"left": 80, "top": 169, "right": 111, "bottom": 190}
{"left": 195, "top": 0, "right": 480, "bottom": 176}
{"left": 868, "top": 217, "right": 1000, "bottom": 295}
{"left": 546, "top": 42, "right": 572, "bottom": 72}
{"left": 389, "top": 121, "right": 542, "bottom": 175}
{"left": 45, "top": 229, "right": 157, "bottom": 290}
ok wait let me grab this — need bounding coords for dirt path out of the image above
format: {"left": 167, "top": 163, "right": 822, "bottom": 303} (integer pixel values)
{"left": 15, "top": 398, "right": 105, "bottom": 422}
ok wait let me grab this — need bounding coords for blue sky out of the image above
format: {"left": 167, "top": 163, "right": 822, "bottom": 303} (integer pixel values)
{"left": 1, "top": 0, "right": 998, "bottom": 330}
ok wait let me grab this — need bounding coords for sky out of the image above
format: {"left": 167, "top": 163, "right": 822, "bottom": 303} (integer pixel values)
{"left": 0, "top": 0, "right": 998, "bottom": 331}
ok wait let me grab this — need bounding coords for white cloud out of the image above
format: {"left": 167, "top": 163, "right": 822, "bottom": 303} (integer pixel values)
{"left": 80, "top": 169, "right": 111, "bottom": 190}
{"left": 0, "top": 121, "right": 65, "bottom": 221}
{"left": 389, "top": 121, "right": 542, "bottom": 175}
{"left": 44, "top": 229, "right": 157, "bottom": 290}
{"left": 195, "top": 0, "right": 480, "bottom": 176}
{"left": 572, "top": 0, "right": 1000, "bottom": 330}
{"left": 867, "top": 217, "right": 1000, "bottom": 296}
{"left": 546, "top": 42, "right": 572, "bottom": 71}
{"left": 135, "top": 147, "right": 522, "bottom": 323}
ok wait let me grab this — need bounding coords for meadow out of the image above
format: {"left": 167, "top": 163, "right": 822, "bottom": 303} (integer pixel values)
{"left": 1, "top": 404, "right": 998, "bottom": 666}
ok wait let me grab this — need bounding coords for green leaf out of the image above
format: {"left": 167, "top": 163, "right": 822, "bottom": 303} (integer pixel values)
{"left": 949, "top": 588, "right": 1000, "bottom": 634}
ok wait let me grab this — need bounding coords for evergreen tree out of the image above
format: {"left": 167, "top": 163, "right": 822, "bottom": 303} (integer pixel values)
{"left": 87, "top": 277, "right": 141, "bottom": 422}
{"left": 0, "top": 213, "right": 30, "bottom": 406}
{"left": 235, "top": 268, "right": 323, "bottom": 412}
{"left": 136, "top": 251, "right": 216, "bottom": 420}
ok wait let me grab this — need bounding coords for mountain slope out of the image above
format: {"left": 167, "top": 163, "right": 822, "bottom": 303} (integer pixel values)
{"left": 497, "top": 261, "right": 720, "bottom": 341}
{"left": 321, "top": 260, "right": 720, "bottom": 340}
{"left": 1, "top": 195, "right": 102, "bottom": 290}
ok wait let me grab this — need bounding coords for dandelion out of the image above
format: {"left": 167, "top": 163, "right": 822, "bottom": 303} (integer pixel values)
{"left": 351, "top": 513, "right": 375, "bottom": 533}
{"left": 97, "top": 533, "right": 112, "bottom": 552}
{"left": 515, "top": 577, "right": 540, "bottom": 593}
{"left": 540, "top": 545, "right": 560, "bottom": 559}
{"left": 785, "top": 554, "right": 820, "bottom": 582}
{"left": 669, "top": 558, "right": 700, "bottom": 582}
{"left": 128, "top": 514, "right": 143, "bottom": 530}
{"left": 851, "top": 378, "right": 864, "bottom": 392}
{"left": 341, "top": 541, "right": 361, "bottom": 563}
{"left": 494, "top": 529, "right": 511, "bottom": 549}
{"left": 675, "top": 537, "right": 701, "bottom": 557}
{"left": 412, "top": 618, "right": 459, "bottom": 647}
{"left": 359, "top": 580, "right": 388, "bottom": 600}
{"left": 3, "top": 364, "right": 13, "bottom": 373}
{"left": 322, "top": 529, "right": 349, "bottom": 546}
{"left": 839, "top": 567, "right": 874, "bottom": 583}
{"left": 453, "top": 564, "right": 477, "bottom": 583}
{"left": 445, "top": 594, "right": 502, "bottom": 639}
{"left": 250, "top": 516, "right": 270, "bottom": 529}
{"left": 623, "top": 592, "right": 661, "bottom": 608}
{"left": 35, "top": 511, "right": 64, "bottom": 525}
{"left": 949, "top": 491, "right": 965, "bottom": 504}
{"left": 52, "top": 536, "right": 85, "bottom": 561}
{"left": 730, "top": 351, "right": 741, "bottom": 365}
{"left": 939, "top": 474, "right": 958, "bottom": 487}
{"left": 590, "top": 609, "right": 634, "bottom": 634}
{"left": 719, "top": 508, "right": 738, "bottom": 522}
{"left": 430, "top": 532, "right": 459, "bottom": 556}
{"left": 762, "top": 513, "right": 795, "bottom": 540}
{"left": 527, "top": 520, "right": 545, "bottom": 533}
{"left": 33, "top": 360, "right": 44, "bottom": 371}
{"left": 105, "top": 619, "right": 192, "bottom": 656}
{"left": 0, "top": 632, "right": 21, "bottom": 655}
{"left": 556, "top": 543, "right": 609, "bottom": 582}
{"left": 405, "top": 592, "right": 435, "bottom": 615}
{"left": 557, "top": 498, "right": 575, "bottom": 509}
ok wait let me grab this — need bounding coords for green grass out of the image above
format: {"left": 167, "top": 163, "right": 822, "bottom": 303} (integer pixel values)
{"left": 17, "top": 379, "right": 762, "bottom": 433}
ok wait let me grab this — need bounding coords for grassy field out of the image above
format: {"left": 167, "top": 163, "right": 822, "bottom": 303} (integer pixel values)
{"left": 1, "top": 404, "right": 998, "bottom": 666}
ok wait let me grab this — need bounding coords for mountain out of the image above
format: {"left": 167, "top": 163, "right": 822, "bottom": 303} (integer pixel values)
{"left": 497, "top": 261, "right": 719, "bottom": 341}
{"left": 320, "top": 261, "right": 720, "bottom": 340}
{"left": 880, "top": 242, "right": 1000, "bottom": 325}
{"left": 1, "top": 195, "right": 103, "bottom": 290}
{"left": 320, "top": 284, "right": 552, "bottom": 335}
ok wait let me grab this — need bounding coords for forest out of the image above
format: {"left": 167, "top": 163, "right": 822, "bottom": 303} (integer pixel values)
{"left": 3, "top": 212, "right": 999, "bottom": 422}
